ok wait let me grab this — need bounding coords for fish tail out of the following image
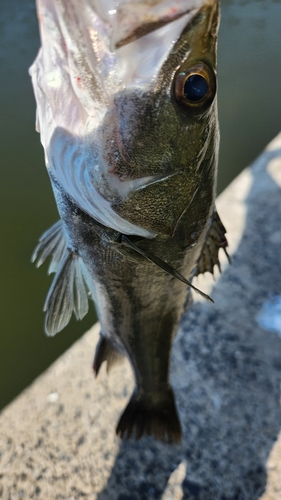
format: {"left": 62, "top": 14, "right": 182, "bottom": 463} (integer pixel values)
{"left": 116, "top": 388, "right": 182, "bottom": 443}
{"left": 93, "top": 335, "right": 124, "bottom": 376}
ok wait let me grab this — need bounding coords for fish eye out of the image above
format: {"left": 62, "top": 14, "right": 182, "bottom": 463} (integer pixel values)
{"left": 184, "top": 74, "right": 208, "bottom": 101}
{"left": 173, "top": 62, "right": 216, "bottom": 116}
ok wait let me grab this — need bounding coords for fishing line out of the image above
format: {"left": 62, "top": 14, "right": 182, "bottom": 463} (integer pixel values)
{"left": 121, "top": 235, "right": 214, "bottom": 303}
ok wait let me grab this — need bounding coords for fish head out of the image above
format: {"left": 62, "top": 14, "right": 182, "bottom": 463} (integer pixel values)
{"left": 104, "top": 0, "right": 220, "bottom": 235}
{"left": 30, "top": 0, "right": 220, "bottom": 237}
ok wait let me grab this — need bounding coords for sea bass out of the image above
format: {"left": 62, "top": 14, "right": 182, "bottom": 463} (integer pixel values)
{"left": 30, "top": 0, "right": 228, "bottom": 442}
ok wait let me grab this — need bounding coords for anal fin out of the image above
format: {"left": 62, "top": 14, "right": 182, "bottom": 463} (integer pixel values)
{"left": 93, "top": 335, "right": 124, "bottom": 376}
{"left": 195, "top": 210, "right": 230, "bottom": 276}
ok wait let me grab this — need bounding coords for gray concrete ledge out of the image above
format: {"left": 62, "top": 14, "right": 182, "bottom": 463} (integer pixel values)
{"left": 1, "top": 134, "right": 281, "bottom": 499}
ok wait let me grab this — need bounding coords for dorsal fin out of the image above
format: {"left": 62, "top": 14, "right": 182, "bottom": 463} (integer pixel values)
{"left": 195, "top": 210, "right": 230, "bottom": 276}
{"left": 31, "top": 220, "right": 67, "bottom": 274}
{"left": 121, "top": 235, "right": 213, "bottom": 303}
{"left": 43, "top": 250, "right": 95, "bottom": 336}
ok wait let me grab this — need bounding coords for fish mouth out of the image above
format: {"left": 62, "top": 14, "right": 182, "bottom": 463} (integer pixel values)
{"left": 115, "top": 12, "right": 192, "bottom": 49}
{"left": 110, "top": 1, "right": 219, "bottom": 50}
{"left": 111, "top": 1, "right": 219, "bottom": 90}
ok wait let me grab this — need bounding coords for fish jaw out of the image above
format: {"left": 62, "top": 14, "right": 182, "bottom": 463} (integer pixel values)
{"left": 109, "top": 0, "right": 214, "bottom": 49}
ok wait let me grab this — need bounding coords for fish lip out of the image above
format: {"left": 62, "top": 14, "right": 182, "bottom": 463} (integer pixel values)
{"left": 93, "top": 1, "right": 219, "bottom": 51}
{"left": 114, "top": 7, "right": 201, "bottom": 49}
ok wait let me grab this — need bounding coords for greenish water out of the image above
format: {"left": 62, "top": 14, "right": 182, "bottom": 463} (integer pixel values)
{"left": 0, "top": 0, "right": 280, "bottom": 410}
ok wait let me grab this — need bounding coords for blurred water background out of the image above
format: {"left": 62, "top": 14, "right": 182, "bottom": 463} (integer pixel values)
{"left": 0, "top": 0, "right": 280, "bottom": 410}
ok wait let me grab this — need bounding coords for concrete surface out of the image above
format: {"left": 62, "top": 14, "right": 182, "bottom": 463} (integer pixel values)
{"left": 1, "top": 134, "right": 281, "bottom": 499}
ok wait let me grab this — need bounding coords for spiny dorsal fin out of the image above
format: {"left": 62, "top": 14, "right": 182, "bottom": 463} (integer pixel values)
{"left": 121, "top": 235, "right": 213, "bottom": 303}
{"left": 43, "top": 251, "right": 95, "bottom": 336}
{"left": 195, "top": 210, "right": 230, "bottom": 277}
{"left": 31, "top": 220, "right": 67, "bottom": 274}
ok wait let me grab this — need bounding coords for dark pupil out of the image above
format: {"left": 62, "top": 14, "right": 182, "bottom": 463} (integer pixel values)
{"left": 184, "top": 74, "right": 208, "bottom": 102}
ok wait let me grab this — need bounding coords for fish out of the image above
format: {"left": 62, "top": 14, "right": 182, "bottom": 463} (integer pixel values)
{"left": 30, "top": 0, "right": 229, "bottom": 443}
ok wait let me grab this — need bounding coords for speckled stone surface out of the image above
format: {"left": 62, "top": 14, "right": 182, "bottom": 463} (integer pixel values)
{"left": 1, "top": 135, "right": 281, "bottom": 500}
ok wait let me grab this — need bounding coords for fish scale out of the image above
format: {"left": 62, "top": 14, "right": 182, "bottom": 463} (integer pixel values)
{"left": 30, "top": 0, "right": 228, "bottom": 442}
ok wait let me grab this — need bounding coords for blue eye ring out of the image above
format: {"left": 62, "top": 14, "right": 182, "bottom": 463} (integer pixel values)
{"left": 173, "top": 61, "right": 216, "bottom": 116}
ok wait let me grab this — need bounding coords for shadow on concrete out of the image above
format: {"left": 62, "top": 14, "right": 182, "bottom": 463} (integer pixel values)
{"left": 97, "top": 147, "right": 281, "bottom": 500}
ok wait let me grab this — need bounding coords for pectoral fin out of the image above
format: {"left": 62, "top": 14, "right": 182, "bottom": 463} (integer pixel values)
{"left": 31, "top": 220, "right": 67, "bottom": 274}
{"left": 33, "top": 222, "right": 97, "bottom": 335}
{"left": 43, "top": 251, "right": 89, "bottom": 335}
{"left": 195, "top": 210, "right": 230, "bottom": 276}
